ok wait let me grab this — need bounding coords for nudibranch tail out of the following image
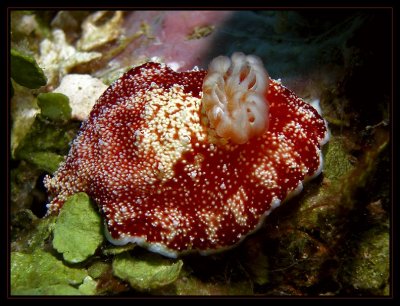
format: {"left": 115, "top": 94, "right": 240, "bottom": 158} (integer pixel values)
{"left": 201, "top": 52, "right": 270, "bottom": 144}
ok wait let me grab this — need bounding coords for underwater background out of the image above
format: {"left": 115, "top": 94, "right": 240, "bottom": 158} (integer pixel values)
{"left": 9, "top": 10, "right": 391, "bottom": 296}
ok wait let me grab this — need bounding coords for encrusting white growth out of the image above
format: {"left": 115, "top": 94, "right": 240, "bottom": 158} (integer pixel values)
{"left": 201, "top": 52, "right": 270, "bottom": 144}
{"left": 53, "top": 74, "right": 108, "bottom": 120}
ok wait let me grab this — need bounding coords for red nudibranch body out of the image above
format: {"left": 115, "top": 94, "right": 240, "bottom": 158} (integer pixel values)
{"left": 44, "top": 52, "right": 329, "bottom": 258}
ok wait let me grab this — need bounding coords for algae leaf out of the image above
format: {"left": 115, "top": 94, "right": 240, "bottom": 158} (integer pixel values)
{"left": 14, "top": 114, "right": 80, "bottom": 173}
{"left": 344, "top": 226, "right": 390, "bottom": 293}
{"left": 22, "top": 151, "right": 65, "bottom": 174}
{"left": 10, "top": 80, "right": 40, "bottom": 157}
{"left": 37, "top": 92, "right": 72, "bottom": 122}
{"left": 88, "top": 262, "right": 110, "bottom": 279}
{"left": 11, "top": 249, "right": 86, "bottom": 295}
{"left": 11, "top": 48, "right": 47, "bottom": 89}
{"left": 112, "top": 252, "right": 183, "bottom": 291}
{"left": 15, "top": 117, "right": 78, "bottom": 154}
{"left": 11, "top": 212, "right": 56, "bottom": 252}
{"left": 52, "top": 192, "right": 104, "bottom": 263}
{"left": 78, "top": 276, "right": 98, "bottom": 295}
{"left": 102, "top": 243, "right": 135, "bottom": 256}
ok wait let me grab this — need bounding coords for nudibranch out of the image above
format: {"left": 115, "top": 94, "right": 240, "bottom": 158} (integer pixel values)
{"left": 44, "top": 52, "right": 329, "bottom": 258}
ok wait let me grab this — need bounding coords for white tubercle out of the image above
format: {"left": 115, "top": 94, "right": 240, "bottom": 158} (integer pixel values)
{"left": 201, "top": 52, "right": 270, "bottom": 144}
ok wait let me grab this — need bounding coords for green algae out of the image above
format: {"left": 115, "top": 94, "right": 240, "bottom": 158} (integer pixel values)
{"left": 78, "top": 276, "right": 99, "bottom": 295}
{"left": 11, "top": 208, "right": 56, "bottom": 254}
{"left": 10, "top": 81, "right": 40, "bottom": 158}
{"left": 14, "top": 216, "right": 56, "bottom": 253}
{"left": 255, "top": 128, "right": 390, "bottom": 295}
{"left": 14, "top": 114, "right": 80, "bottom": 173}
{"left": 23, "top": 151, "right": 65, "bottom": 174}
{"left": 16, "top": 116, "right": 78, "bottom": 155}
{"left": 340, "top": 225, "right": 390, "bottom": 294}
{"left": 11, "top": 249, "right": 87, "bottom": 295}
{"left": 11, "top": 48, "right": 47, "bottom": 89}
{"left": 10, "top": 161, "right": 43, "bottom": 213}
{"left": 112, "top": 252, "right": 183, "bottom": 291}
{"left": 322, "top": 136, "right": 355, "bottom": 181}
{"left": 102, "top": 243, "right": 135, "bottom": 256}
{"left": 52, "top": 193, "right": 104, "bottom": 264}
{"left": 88, "top": 262, "right": 111, "bottom": 279}
{"left": 10, "top": 209, "right": 39, "bottom": 242}
{"left": 37, "top": 92, "right": 72, "bottom": 122}
{"left": 293, "top": 134, "right": 358, "bottom": 241}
